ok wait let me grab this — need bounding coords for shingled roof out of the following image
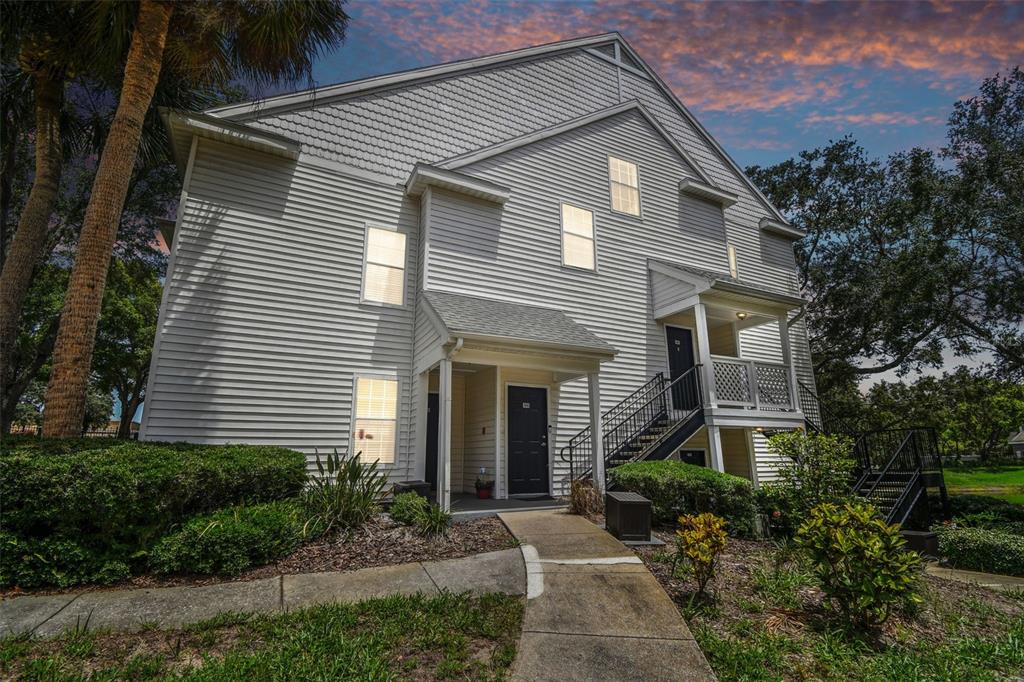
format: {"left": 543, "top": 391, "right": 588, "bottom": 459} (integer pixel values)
{"left": 422, "top": 290, "right": 616, "bottom": 356}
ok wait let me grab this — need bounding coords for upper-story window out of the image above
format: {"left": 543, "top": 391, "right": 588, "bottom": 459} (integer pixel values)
{"left": 608, "top": 156, "right": 640, "bottom": 216}
{"left": 727, "top": 243, "right": 738, "bottom": 278}
{"left": 362, "top": 226, "right": 406, "bottom": 305}
{"left": 561, "top": 203, "right": 596, "bottom": 270}
{"left": 352, "top": 376, "right": 398, "bottom": 464}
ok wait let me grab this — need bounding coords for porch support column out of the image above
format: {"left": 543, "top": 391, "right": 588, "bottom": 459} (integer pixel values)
{"left": 437, "top": 358, "right": 453, "bottom": 511}
{"left": 707, "top": 423, "right": 725, "bottom": 473}
{"left": 777, "top": 312, "right": 799, "bottom": 411}
{"left": 588, "top": 371, "right": 605, "bottom": 493}
{"left": 694, "top": 302, "right": 717, "bottom": 407}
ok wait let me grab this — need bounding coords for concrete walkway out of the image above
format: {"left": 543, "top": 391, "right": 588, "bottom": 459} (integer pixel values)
{"left": 500, "top": 510, "right": 715, "bottom": 682}
{"left": 926, "top": 563, "right": 1024, "bottom": 592}
{"left": 1, "top": 548, "right": 524, "bottom": 638}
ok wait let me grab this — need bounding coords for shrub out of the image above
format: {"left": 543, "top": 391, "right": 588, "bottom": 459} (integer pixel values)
{"left": 757, "top": 432, "right": 856, "bottom": 537}
{"left": 302, "top": 449, "right": 389, "bottom": 534}
{"left": 948, "top": 494, "right": 1024, "bottom": 524}
{"left": 609, "top": 460, "right": 756, "bottom": 535}
{"left": 150, "top": 500, "right": 308, "bottom": 576}
{"left": 0, "top": 532, "right": 129, "bottom": 589}
{"left": 935, "top": 526, "right": 1024, "bottom": 577}
{"left": 0, "top": 438, "right": 306, "bottom": 588}
{"left": 568, "top": 477, "right": 603, "bottom": 517}
{"left": 796, "top": 502, "right": 922, "bottom": 629}
{"left": 415, "top": 504, "right": 452, "bottom": 538}
{"left": 389, "top": 492, "right": 429, "bottom": 525}
{"left": 674, "top": 513, "right": 728, "bottom": 600}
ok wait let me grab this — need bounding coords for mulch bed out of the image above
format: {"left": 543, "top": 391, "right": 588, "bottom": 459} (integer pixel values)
{"left": 4, "top": 516, "right": 517, "bottom": 597}
{"left": 634, "top": 528, "right": 1024, "bottom": 652}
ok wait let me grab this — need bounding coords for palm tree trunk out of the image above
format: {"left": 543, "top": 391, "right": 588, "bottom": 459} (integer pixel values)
{"left": 42, "top": 0, "right": 173, "bottom": 437}
{"left": 0, "top": 72, "right": 62, "bottom": 390}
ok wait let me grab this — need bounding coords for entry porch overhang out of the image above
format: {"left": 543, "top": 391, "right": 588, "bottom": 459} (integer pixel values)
{"left": 414, "top": 291, "right": 616, "bottom": 512}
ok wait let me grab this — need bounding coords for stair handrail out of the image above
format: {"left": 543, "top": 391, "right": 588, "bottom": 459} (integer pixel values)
{"left": 603, "top": 365, "right": 703, "bottom": 464}
{"left": 560, "top": 366, "right": 704, "bottom": 485}
{"left": 863, "top": 429, "right": 922, "bottom": 501}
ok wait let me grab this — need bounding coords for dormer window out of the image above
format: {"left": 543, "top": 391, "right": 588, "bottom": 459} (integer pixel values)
{"left": 608, "top": 156, "right": 640, "bottom": 216}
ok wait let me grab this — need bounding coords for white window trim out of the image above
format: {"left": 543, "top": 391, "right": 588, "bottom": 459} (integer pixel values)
{"left": 607, "top": 154, "right": 643, "bottom": 218}
{"left": 360, "top": 223, "right": 408, "bottom": 308}
{"left": 350, "top": 373, "right": 401, "bottom": 468}
{"left": 558, "top": 202, "right": 598, "bottom": 272}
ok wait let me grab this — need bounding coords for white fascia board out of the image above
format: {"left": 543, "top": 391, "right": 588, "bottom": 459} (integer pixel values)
{"left": 679, "top": 179, "right": 739, "bottom": 207}
{"left": 709, "top": 281, "right": 806, "bottom": 308}
{"left": 206, "top": 33, "right": 622, "bottom": 120}
{"left": 406, "top": 164, "right": 511, "bottom": 204}
{"left": 759, "top": 217, "right": 805, "bottom": 240}
{"left": 455, "top": 332, "right": 617, "bottom": 360}
{"left": 161, "top": 108, "right": 300, "bottom": 174}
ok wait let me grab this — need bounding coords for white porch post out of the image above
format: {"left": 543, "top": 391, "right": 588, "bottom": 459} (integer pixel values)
{"left": 707, "top": 423, "right": 725, "bottom": 472}
{"left": 437, "top": 358, "right": 453, "bottom": 511}
{"left": 588, "top": 372, "right": 605, "bottom": 493}
{"left": 694, "top": 302, "right": 717, "bottom": 407}
{"left": 777, "top": 312, "right": 799, "bottom": 410}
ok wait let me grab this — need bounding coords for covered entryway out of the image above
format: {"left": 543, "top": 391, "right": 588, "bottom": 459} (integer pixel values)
{"left": 507, "top": 385, "right": 549, "bottom": 495}
{"left": 413, "top": 290, "right": 617, "bottom": 511}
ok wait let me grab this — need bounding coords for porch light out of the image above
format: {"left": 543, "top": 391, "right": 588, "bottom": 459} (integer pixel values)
{"left": 736, "top": 312, "right": 748, "bottom": 320}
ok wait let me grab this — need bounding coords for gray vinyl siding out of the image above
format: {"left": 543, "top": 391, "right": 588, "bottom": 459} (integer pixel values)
{"left": 142, "top": 138, "right": 420, "bottom": 479}
{"left": 424, "top": 108, "right": 748, "bottom": 480}
{"left": 243, "top": 51, "right": 620, "bottom": 179}
{"left": 463, "top": 366, "right": 498, "bottom": 491}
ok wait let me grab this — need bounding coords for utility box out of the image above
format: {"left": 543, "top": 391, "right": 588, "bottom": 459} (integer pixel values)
{"left": 393, "top": 480, "right": 430, "bottom": 499}
{"left": 605, "top": 491, "right": 652, "bottom": 542}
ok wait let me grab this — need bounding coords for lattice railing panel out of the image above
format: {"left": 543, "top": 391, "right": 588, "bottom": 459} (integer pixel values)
{"left": 756, "top": 363, "right": 792, "bottom": 408}
{"left": 713, "top": 360, "right": 752, "bottom": 404}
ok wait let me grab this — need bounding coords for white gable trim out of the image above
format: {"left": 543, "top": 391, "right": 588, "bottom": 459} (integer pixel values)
{"left": 206, "top": 33, "right": 622, "bottom": 120}
{"left": 759, "top": 217, "right": 806, "bottom": 240}
{"left": 679, "top": 179, "right": 739, "bottom": 207}
{"left": 438, "top": 100, "right": 714, "bottom": 186}
{"left": 160, "top": 108, "right": 299, "bottom": 176}
{"left": 406, "top": 164, "right": 511, "bottom": 204}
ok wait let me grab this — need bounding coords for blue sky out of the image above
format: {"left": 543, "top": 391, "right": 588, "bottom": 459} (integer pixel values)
{"left": 299, "top": 0, "right": 1023, "bottom": 169}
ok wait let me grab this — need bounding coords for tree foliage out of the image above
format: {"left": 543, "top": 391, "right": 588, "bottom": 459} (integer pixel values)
{"left": 747, "top": 68, "right": 1024, "bottom": 390}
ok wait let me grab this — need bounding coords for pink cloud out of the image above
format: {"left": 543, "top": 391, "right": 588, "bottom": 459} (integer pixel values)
{"left": 352, "top": 1, "right": 1023, "bottom": 114}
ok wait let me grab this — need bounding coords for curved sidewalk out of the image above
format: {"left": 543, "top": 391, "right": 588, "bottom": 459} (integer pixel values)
{"left": 500, "top": 510, "right": 715, "bottom": 682}
{"left": 1, "top": 548, "right": 524, "bottom": 638}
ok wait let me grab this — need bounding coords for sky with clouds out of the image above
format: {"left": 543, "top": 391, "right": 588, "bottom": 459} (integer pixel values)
{"left": 308, "top": 0, "right": 1023, "bottom": 168}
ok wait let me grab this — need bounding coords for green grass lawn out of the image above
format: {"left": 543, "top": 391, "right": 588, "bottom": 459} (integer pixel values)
{"left": 0, "top": 592, "right": 523, "bottom": 681}
{"left": 945, "top": 466, "right": 1024, "bottom": 504}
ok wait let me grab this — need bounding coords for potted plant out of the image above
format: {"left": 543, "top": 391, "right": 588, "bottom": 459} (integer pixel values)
{"left": 475, "top": 468, "right": 495, "bottom": 499}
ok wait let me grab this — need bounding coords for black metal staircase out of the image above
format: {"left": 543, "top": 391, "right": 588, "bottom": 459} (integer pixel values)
{"left": 797, "top": 382, "right": 949, "bottom": 528}
{"left": 560, "top": 367, "right": 705, "bottom": 489}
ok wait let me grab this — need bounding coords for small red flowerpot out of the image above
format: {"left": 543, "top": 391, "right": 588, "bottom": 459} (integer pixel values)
{"left": 476, "top": 487, "right": 492, "bottom": 499}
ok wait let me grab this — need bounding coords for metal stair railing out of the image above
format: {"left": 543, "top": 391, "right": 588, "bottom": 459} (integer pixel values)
{"left": 560, "top": 366, "right": 704, "bottom": 489}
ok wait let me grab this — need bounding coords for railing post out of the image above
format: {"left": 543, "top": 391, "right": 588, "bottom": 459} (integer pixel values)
{"left": 777, "top": 312, "right": 799, "bottom": 412}
{"left": 748, "top": 360, "right": 760, "bottom": 410}
{"left": 588, "top": 372, "right": 605, "bottom": 493}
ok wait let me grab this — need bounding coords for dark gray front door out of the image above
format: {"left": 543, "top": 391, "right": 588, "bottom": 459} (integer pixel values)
{"left": 507, "top": 386, "right": 549, "bottom": 495}
{"left": 666, "top": 326, "right": 699, "bottom": 410}
{"left": 425, "top": 393, "right": 439, "bottom": 490}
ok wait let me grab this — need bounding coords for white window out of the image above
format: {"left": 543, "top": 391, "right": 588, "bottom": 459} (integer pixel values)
{"left": 727, "top": 243, "right": 738, "bottom": 278}
{"left": 353, "top": 376, "right": 398, "bottom": 464}
{"left": 362, "top": 226, "right": 406, "bottom": 305}
{"left": 608, "top": 156, "right": 640, "bottom": 216}
{"left": 561, "top": 203, "right": 596, "bottom": 270}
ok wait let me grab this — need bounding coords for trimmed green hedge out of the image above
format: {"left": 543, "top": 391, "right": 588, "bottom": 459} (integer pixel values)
{"left": 609, "top": 460, "right": 757, "bottom": 536}
{"left": 949, "top": 494, "right": 1024, "bottom": 524}
{"left": 151, "top": 500, "right": 310, "bottom": 576}
{"left": 0, "top": 438, "right": 307, "bottom": 587}
{"left": 935, "top": 526, "right": 1024, "bottom": 577}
